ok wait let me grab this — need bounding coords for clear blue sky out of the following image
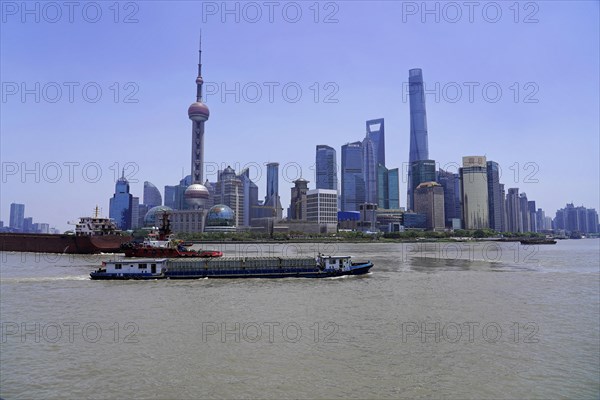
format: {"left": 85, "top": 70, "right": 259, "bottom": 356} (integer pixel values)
{"left": 1, "top": 1, "right": 598, "bottom": 231}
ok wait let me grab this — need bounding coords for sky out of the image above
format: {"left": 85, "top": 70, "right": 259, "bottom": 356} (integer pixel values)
{"left": 1, "top": 0, "right": 599, "bottom": 232}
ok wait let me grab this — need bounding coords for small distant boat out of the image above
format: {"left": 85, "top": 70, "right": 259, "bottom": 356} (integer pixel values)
{"left": 519, "top": 238, "right": 557, "bottom": 245}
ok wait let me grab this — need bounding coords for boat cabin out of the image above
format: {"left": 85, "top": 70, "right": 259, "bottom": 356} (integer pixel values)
{"left": 103, "top": 258, "right": 168, "bottom": 275}
{"left": 319, "top": 255, "right": 352, "bottom": 271}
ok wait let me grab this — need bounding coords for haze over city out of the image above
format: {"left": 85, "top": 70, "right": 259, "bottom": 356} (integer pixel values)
{"left": 1, "top": 1, "right": 598, "bottom": 231}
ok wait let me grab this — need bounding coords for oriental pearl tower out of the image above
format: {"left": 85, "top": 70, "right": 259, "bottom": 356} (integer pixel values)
{"left": 184, "top": 36, "right": 210, "bottom": 209}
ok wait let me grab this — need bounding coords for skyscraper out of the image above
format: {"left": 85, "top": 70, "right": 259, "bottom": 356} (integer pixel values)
{"left": 505, "top": 188, "right": 522, "bottom": 233}
{"left": 486, "top": 161, "right": 504, "bottom": 232}
{"left": 407, "top": 68, "right": 429, "bottom": 210}
{"left": 238, "top": 167, "right": 258, "bottom": 227}
{"left": 315, "top": 145, "right": 337, "bottom": 190}
{"left": 519, "top": 193, "right": 530, "bottom": 232}
{"left": 362, "top": 135, "right": 377, "bottom": 204}
{"left": 264, "top": 162, "right": 282, "bottom": 220}
{"left": 377, "top": 164, "right": 389, "bottom": 209}
{"left": 459, "top": 156, "right": 489, "bottom": 230}
{"left": 366, "top": 118, "right": 385, "bottom": 168}
{"left": 387, "top": 168, "right": 400, "bottom": 209}
{"left": 341, "top": 141, "right": 365, "bottom": 212}
{"left": 109, "top": 171, "right": 133, "bottom": 230}
{"left": 437, "top": 169, "right": 462, "bottom": 227}
{"left": 143, "top": 181, "right": 162, "bottom": 208}
{"left": 184, "top": 36, "right": 210, "bottom": 210}
{"left": 9, "top": 203, "right": 25, "bottom": 231}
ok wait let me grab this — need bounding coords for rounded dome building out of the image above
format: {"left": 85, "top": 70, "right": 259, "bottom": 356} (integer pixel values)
{"left": 204, "top": 204, "right": 237, "bottom": 233}
{"left": 144, "top": 206, "right": 173, "bottom": 227}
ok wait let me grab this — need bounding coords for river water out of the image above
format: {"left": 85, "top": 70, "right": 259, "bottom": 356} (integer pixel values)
{"left": 1, "top": 239, "right": 599, "bottom": 399}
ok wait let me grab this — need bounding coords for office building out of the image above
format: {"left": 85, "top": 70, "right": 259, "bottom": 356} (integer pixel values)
{"left": 459, "top": 156, "right": 489, "bottom": 230}
{"left": 341, "top": 141, "right": 365, "bottom": 212}
{"left": 505, "top": 188, "right": 522, "bottom": 233}
{"left": 437, "top": 169, "right": 462, "bottom": 227}
{"left": 414, "top": 181, "right": 445, "bottom": 231}
{"left": 264, "top": 162, "right": 283, "bottom": 220}
{"left": 214, "top": 166, "right": 244, "bottom": 228}
{"left": 315, "top": 145, "right": 337, "bottom": 190}
{"left": 306, "top": 189, "right": 338, "bottom": 233}
{"left": 362, "top": 135, "right": 377, "bottom": 204}
{"left": 486, "top": 161, "right": 504, "bottom": 232}
{"left": 366, "top": 118, "right": 386, "bottom": 168}
{"left": 9, "top": 203, "right": 25, "bottom": 231}
{"left": 409, "top": 160, "right": 436, "bottom": 209}
{"left": 289, "top": 178, "right": 309, "bottom": 221}
{"left": 143, "top": 181, "right": 162, "bottom": 208}
{"left": 109, "top": 171, "right": 133, "bottom": 230}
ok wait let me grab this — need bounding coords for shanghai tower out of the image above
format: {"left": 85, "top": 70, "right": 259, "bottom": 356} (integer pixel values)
{"left": 407, "top": 68, "right": 429, "bottom": 210}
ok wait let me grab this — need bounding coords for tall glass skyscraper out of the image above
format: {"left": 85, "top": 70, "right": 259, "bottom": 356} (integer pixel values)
{"left": 315, "top": 145, "right": 338, "bottom": 190}
{"left": 366, "top": 119, "right": 385, "bottom": 168}
{"left": 9, "top": 203, "right": 25, "bottom": 231}
{"left": 407, "top": 68, "right": 429, "bottom": 210}
{"left": 341, "top": 141, "right": 365, "bottom": 212}
{"left": 109, "top": 172, "right": 133, "bottom": 230}
{"left": 264, "top": 162, "right": 282, "bottom": 220}
{"left": 486, "top": 161, "right": 504, "bottom": 232}
{"left": 362, "top": 135, "right": 377, "bottom": 204}
{"left": 143, "top": 181, "right": 162, "bottom": 208}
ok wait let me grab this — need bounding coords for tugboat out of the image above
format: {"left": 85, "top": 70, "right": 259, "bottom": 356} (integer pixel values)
{"left": 90, "top": 254, "right": 373, "bottom": 280}
{"left": 121, "top": 212, "right": 223, "bottom": 258}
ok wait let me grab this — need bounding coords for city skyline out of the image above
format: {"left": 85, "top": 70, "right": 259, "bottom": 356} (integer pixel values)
{"left": 1, "top": 2, "right": 599, "bottom": 231}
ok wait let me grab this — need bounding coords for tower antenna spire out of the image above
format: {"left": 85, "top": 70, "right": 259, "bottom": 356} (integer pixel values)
{"left": 196, "top": 29, "right": 203, "bottom": 102}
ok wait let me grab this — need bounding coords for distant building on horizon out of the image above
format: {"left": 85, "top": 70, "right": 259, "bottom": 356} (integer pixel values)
{"left": 505, "top": 188, "right": 522, "bottom": 233}
{"left": 9, "top": 203, "right": 25, "bottom": 231}
{"left": 214, "top": 166, "right": 244, "bottom": 228}
{"left": 366, "top": 118, "right": 386, "bottom": 168}
{"left": 407, "top": 68, "right": 430, "bottom": 211}
{"left": 437, "top": 169, "right": 462, "bottom": 228}
{"left": 315, "top": 145, "right": 337, "bottom": 191}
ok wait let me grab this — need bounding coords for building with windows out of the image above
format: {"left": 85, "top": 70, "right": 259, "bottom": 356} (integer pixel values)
{"left": 289, "top": 178, "right": 309, "bottom": 221}
{"left": 143, "top": 181, "right": 162, "bottom": 208}
{"left": 341, "top": 141, "right": 364, "bottom": 212}
{"left": 409, "top": 160, "right": 436, "bottom": 210}
{"left": 306, "top": 189, "right": 338, "bottom": 233}
{"left": 315, "top": 145, "right": 337, "bottom": 190}
{"left": 264, "top": 162, "right": 283, "bottom": 220}
{"left": 9, "top": 203, "right": 25, "bottom": 231}
{"left": 362, "top": 135, "right": 377, "bottom": 205}
{"left": 486, "top": 161, "right": 505, "bottom": 232}
{"left": 109, "top": 172, "right": 133, "bottom": 230}
{"left": 407, "top": 68, "right": 430, "bottom": 211}
{"left": 366, "top": 118, "right": 385, "bottom": 168}
{"left": 505, "top": 188, "right": 522, "bottom": 233}
{"left": 519, "top": 193, "right": 531, "bottom": 232}
{"left": 214, "top": 166, "right": 244, "bottom": 228}
{"left": 414, "top": 181, "right": 445, "bottom": 231}
{"left": 437, "top": 169, "right": 462, "bottom": 228}
{"left": 459, "top": 156, "right": 489, "bottom": 230}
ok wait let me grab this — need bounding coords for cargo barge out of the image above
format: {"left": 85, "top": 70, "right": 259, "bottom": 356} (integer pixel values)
{"left": 90, "top": 255, "right": 373, "bottom": 280}
{"left": 0, "top": 207, "right": 130, "bottom": 254}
